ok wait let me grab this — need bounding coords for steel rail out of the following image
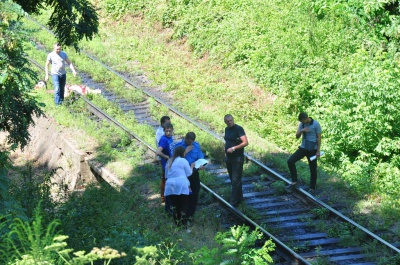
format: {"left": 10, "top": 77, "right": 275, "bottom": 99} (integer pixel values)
{"left": 201, "top": 184, "right": 311, "bottom": 265}
{"left": 77, "top": 93, "right": 310, "bottom": 264}
{"left": 301, "top": 189, "right": 400, "bottom": 254}
{"left": 26, "top": 16, "right": 400, "bottom": 256}
{"left": 25, "top": 16, "right": 224, "bottom": 141}
{"left": 28, "top": 56, "right": 44, "bottom": 70}
{"left": 245, "top": 155, "right": 400, "bottom": 254}
{"left": 28, "top": 56, "right": 156, "bottom": 151}
{"left": 83, "top": 98, "right": 156, "bottom": 152}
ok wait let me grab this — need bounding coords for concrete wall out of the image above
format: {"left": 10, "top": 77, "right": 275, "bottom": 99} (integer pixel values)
{"left": 25, "top": 116, "right": 97, "bottom": 191}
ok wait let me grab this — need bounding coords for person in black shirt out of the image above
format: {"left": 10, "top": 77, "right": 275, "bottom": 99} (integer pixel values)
{"left": 224, "top": 114, "right": 248, "bottom": 207}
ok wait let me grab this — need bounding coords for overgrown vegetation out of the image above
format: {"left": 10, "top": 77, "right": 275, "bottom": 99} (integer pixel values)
{"left": 0, "top": 1, "right": 43, "bottom": 166}
{"left": 88, "top": 0, "right": 400, "bottom": 219}
{"left": 0, "top": 0, "right": 98, "bottom": 171}
{"left": 4, "top": 0, "right": 400, "bottom": 263}
{"left": 193, "top": 225, "right": 275, "bottom": 264}
{"left": 0, "top": 204, "right": 126, "bottom": 264}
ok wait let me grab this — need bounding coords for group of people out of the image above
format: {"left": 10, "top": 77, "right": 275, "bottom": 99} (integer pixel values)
{"left": 223, "top": 112, "right": 322, "bottom": 203}
{"left": 155, "top": 112, "right": 322, "bottom": 230}
{"left": 155, "top": 116, "right": 206, "bottom": 230}
{"left": 46, "top": 42, "right": 322, "bottom": 226}
{"left": 154, "top": 114, "right": 252, "bottom": 230}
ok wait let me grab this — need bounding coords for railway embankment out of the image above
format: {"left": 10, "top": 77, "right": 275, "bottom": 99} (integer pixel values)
{"left": 4, "top": 115, "right": 122, "bottom": 191}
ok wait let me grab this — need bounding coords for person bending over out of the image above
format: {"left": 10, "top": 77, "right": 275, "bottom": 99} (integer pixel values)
{"left": 173, "top": 132, "right": 205, "bottom": 221}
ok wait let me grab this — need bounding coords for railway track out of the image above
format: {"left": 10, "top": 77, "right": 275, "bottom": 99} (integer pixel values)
{"left": 27, "top": 26, "right": 400, "bottom": 264}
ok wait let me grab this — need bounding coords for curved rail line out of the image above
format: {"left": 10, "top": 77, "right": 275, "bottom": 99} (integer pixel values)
{"left": 26, "top": 19, "right": 400, "bottom": 263}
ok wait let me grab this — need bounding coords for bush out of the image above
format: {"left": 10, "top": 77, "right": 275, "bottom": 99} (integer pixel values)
{"left": 193, "top": 225, "right": 275, "bottom": 265}
{"left": 0, "top": 205, "right": 125, "bottom": 264}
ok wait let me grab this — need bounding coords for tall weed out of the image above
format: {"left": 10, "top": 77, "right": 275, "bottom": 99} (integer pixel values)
{"left": 193, "top": 225, "right": 275, "bottom": 264}
{"left": 1, "top": 205, "right": 125, "bottom": 264}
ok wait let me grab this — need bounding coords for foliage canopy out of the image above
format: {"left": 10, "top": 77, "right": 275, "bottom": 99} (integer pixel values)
{"left": 0, "top": 0, "right": 98, "bottom": 171}
{"left": 14, "top": 0, "right": 99, "bottom": 49}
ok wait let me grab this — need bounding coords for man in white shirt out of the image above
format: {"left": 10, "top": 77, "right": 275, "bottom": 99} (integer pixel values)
{"left": 45, "top": 43, "right": 77, "bottom": 105}
{"left": 156, "top": 116, "right": 171, "bottom": 147}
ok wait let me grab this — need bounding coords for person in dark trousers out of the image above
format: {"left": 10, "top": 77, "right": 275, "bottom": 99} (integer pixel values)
{"left": 164, "top": 146, "right": 193, "bottom": 230}
{"left": 286, "top": 112, "right": 322, "bottom": 194}
{"left": 224, "top": 114, "right": 248, "bottom": 207}
{"left": 45, "top": 43, "right": 77, "bottom": 105}
{"left": 173, "top": 132, "right": 205, "bottom": 221}
{"left": 156, "top": 123, "right": 174, "bottom": 205}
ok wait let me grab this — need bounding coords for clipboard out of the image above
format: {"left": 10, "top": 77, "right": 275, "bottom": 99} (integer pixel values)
{"left": 194, "top": 158, "right": 208, "bottom": 169}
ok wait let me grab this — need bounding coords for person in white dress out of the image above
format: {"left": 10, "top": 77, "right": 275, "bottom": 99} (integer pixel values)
{"left": 164, "top": 146, "right": 194, "bottom": 228}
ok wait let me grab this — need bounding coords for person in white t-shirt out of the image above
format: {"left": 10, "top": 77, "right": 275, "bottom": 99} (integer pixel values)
{"left": 45, "top": 43, "right": 77, "bottom": 105}
{"left": 156, "top": 116, "right": 171, "bottom": 147}
{"left": 164, "top": 146, "right": 194, "bottom": 228}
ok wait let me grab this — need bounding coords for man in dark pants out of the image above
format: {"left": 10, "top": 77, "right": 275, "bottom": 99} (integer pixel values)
{"left": 224, "top": 114, "right": 248, "bottom": 207}
{"left": 173, "top": 132, "right": 205, "bottom": 221}
{"left": 286, "top": 112, "right": 322, "bottom": 194}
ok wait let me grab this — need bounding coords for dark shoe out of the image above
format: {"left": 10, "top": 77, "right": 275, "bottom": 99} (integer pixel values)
{"left": 285, "top": 182, "right": 297, "bottom": 193}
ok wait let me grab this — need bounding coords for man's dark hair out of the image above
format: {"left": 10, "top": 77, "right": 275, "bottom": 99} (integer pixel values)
{"left": 185, "top": 132, "right": 196, "bottom": 141}
{"left": 224, "top": 114, "right": 233, "bottom": 120}
{"left": 160, "top": 116, "right": 170, "bottom": 125}
{"left": 168, "top": 146, "right": 185, "bottom": 169}
{"left": 298, "top": 112, "right": 308, "bottom": 121}
{"left": 163, "top": 122, "right": 173, "bottom": 130}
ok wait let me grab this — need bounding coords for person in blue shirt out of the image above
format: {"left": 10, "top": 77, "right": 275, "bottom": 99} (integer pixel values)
{"left": 156, "top": 123, "right": 174, "bottom": 204}
{"left": 173, "top": 132, "right": 205, "bottom": 220}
